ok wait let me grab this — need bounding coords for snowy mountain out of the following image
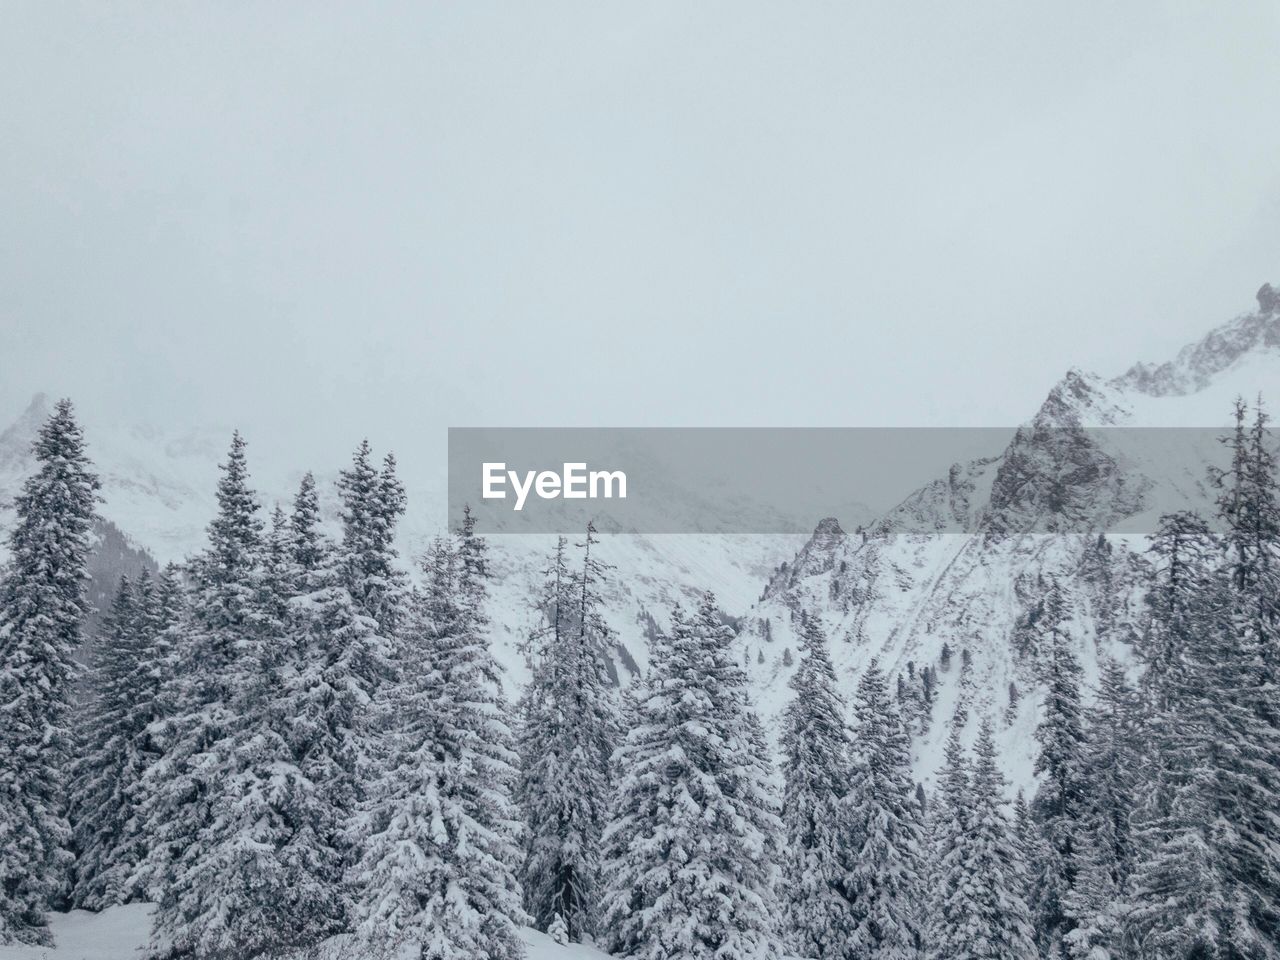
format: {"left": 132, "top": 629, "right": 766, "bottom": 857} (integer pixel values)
{"left": 1, "top": 280, "right": 1277, "bottom": 797}
{"left": 738, "top": 280, "right": 1280, "bottom": 793}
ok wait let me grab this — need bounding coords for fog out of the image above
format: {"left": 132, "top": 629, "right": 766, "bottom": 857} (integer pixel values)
{"left": 2, "top": 2, "right": 1278, "bottom": 480}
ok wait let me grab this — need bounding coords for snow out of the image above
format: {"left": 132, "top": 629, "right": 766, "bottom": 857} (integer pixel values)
{"left": 0, "top": 904, "right": 155, "bottom": 960}
{"left": 521, "top": 929, "right": 614, "bottom": 960}
{"left": 0, "top": 906, "right": 613, "bottom": 960}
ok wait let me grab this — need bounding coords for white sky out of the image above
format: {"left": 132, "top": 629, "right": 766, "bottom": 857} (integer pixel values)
{"left": 2, "top": 2, "right": 1278, "bottom": 481}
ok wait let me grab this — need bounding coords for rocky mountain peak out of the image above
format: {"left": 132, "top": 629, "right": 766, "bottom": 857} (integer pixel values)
{"left": 1112, "top": 277, "right": 1280, "bottom": 397}
{"left": 1259, "top": 282, "right": 1279, "bottom": 316}
{"left": 812, "top": 516, "right": 845, "bottom": 541}
{"left": 1033, "top": 369, "right": 1127, "bottom": 428}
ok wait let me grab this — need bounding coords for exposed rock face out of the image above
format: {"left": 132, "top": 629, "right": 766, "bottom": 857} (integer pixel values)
{"left": 810, "top": 516, "right": 845, "bottom": 544}
{"left": 1258, "top": 282, "right": 1278, "bottom": 316}
{"left": 764, "top": 517, "right": 847, "bottom": 598}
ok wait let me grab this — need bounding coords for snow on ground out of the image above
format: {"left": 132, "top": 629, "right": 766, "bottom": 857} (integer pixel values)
{"left": 521, "top": 930, "right": 613, "bottom": 960}
{"left": 0, "top": 904, "right": 155, "bottom": 960}
{"left": 0, "top": 907, "right": 613, "bottom": 960}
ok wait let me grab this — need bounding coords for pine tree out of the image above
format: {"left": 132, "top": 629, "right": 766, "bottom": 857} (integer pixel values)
{"left": 1029, "top": 615, "right": 1088, "bottom": 955}
{"left": 0, "top": 399, "right": 100, "bottom": 945}
{"left": 602, "top": 595, "right": 783, "bottom": 960}
{"left": 516, "top": 526, "right": 620, "bottom": 941}
{"left": 351, "top": 514, "right": 526, "bottom": 960}
{"left": 290, "top": 465, "right": 391, "bottom": 817}
{"left": 1006, "top": 681, "right": 1020, "bottom": 725}
{"left": 598, "top": 630, "right": 670, "bottom": 960}
{"left": 1203, "top": 397, "right": 1280, "bottom": 956}
{"left": 1123, "top": 785, "right": 1223, "bottom": 958}
{"left": 1012, "top": 789, "right": 1045, "bottom": 915}
{"left": 780, "top": 612, "right": 860, "bottom": 960}
{"left": 965, "top": 720, "right": 1037, "bottom": 958}
{"left": 70, "top": 569, "right": 177, "bottom": 909}
{"left": 330, "top": 443, "right": 408, "bottom": 797}
{"left": 932, "top": 719, "right": 1036, "bottom": 960}
{"left": 845, "top": 660, "right": 927, "bottom": 959}
{"left": 172, "top": 505, "right": 346, "bottom": 958}
{"left": 138, "top": 432, "right": 308, "bottom": 959}
{"left": 117, "top": 564, "right": 184, "bottom": 904}
{"left": 1065, "top": 657, "right": 1138, "bottom": 958}
{"left": 1124, "top": 510, "right": 1226, "bottom": 957}
{"left": 337, "top": 442, "right": 407, "bottom": 637}
{"left": 1024, "top": 579, "right": 1068, "bottom": 667}
{"left": 69, "top": 574, "right": 138, "bottom": 908}
{"left": 274, "top": 472, "right": 355, "bottom": 936}
{"left": 929, "top": 722, "right": 974, "bottom": 960}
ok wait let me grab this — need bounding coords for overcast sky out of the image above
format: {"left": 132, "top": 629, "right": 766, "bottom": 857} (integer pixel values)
{"left": 2, "top": 2, "right": 1278, "bottom": 480}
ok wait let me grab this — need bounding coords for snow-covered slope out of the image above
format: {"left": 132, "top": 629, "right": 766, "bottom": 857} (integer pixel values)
{"left": 0, "top": 905, "right": 611, "bottom": 960}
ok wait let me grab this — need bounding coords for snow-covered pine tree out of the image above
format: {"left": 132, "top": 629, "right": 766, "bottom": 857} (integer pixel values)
{"left": 69, "top": 574, "right": 137, "bottom": 908}
{"left": 255, "top": 446, "right": 408, "bottom": 937}
{"left": 932, "top": 718, "right": 1037, "bottom": 960}
{"left": 272, "top": 472, "right": 356, "bottom": 936}
{"left": 516, "top": 525, "right": 620, "bottom": 942}
{"left": 844, "top": 659, "right": 927, "bottom": 959}
{"left": 331, "top": 443, "right": 407, "bottom": 801}
{"left": 0, "top": 399, "right": 101, "bottom": 946}
{"left": 1063, "top": 657, "right": 1138, "bottom": 957}
{"left": 69, "top": 569, "right": 177, "bottom": 909}
{"left": 1011, "top": 789, "right": 1047, "bottom": 917}
{"left": 169, "top": 504, "right": 346, "bottom": 958}
{"left": 289, "top": 466, "right": 388, "bottom": 822}
{"left": 780, "top": 611, "right": 860, "bottom": 960}
{"left": 1028, "top": 610, "right": 1088, "bottom": 956}
{"left": 114, "top": 563, "right": 184, "bottom": 905}
{"left": 1024, "top": 579, "right": 1068, "bottom": 669}
{"left": 351, "top": 513, "right": 526, "bottom": 960}
{"left": 598, "top": 623, "right": 670, "bottom": 960}
{"left": 1124, "top": 510, "right": 1225, "bottom": 957}
{"left": 138, "top": 432, "right": 279, "bottom": 958}
{"left": 928, "top": 722, "right": 972, "bottom": 960}
{"left": 1204, "top": 397, "right": 1280, "bottom": 956}
{"left": 602, "top": 595, "right": 783, "bottom": 960}
{"left": 897, "top": 662, "right": 928, "bottom": 735}
{"left": 337, "top": 441, "right": 408, "bottom": 637}
{"left": 965, "top": 719, "right": 1037, "bottom": 958}
{"left": 1062, "top": 834, "right": 1120, "bottom": 959}
{"left": 1123, "top": 784, "right": 1223, "bottom": 958}
{"left": 919, "top": 665, "right": 936, "bottom": 733}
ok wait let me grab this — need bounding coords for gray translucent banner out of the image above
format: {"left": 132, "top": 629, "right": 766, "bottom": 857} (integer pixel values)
{"left": 447, "top": 426, "right": 1256, "bottom": 535}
